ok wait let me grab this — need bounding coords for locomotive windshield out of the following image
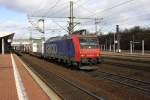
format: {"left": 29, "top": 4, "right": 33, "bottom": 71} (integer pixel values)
{"left": 79, "top": 37, "right": 99, "bottom": 48}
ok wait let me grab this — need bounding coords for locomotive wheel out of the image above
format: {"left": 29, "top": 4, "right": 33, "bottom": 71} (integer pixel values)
{"left": 97, "top": 58, "right": 102, "bottom": 64}
{"left": 66, "top": 60, "right": 71, "bottom": 68}
{"left": 75, "top": 62, "right": 81, "bottom": 70}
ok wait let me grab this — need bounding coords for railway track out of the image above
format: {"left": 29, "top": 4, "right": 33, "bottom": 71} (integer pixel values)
{"left": 19, "top": 55, "right": 103, "bottom": 100}
{"left": 102, "top": 52, "right": 150, "bottom": 59}
{"left": 103, "top": 56, "right": 150, "bottom": 64}
{"left": 87, "top": 69, "right": 150, "bottom": 94}
{"left": 102, "top": 56, "right": 150, "bottom": 64}
{"left": 102, "top": 58, "right": 150, "bottom": 72}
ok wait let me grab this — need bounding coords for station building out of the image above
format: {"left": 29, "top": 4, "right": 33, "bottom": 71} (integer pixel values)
{"left": 0, "top": 32, "right": 14, "bottom": 54}
{"left": 11, "top": 38, "right": 43, "bottom": 53}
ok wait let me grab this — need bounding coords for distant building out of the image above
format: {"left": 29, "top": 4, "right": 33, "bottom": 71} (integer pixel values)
{"left": 11, "top": 38, "right": 43, "bottom": 53}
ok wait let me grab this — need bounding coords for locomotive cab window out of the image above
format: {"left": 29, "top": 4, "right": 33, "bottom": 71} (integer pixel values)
{"left": 79, "top": 37, "right": 99, "bottom": 48}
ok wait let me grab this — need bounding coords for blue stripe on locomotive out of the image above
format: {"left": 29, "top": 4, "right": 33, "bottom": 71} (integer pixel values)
{"left": 66, "top": 39, "right": 74, "bottom": 57}
{"left": 44, "top": 38, "right": 75, "bottom": 58}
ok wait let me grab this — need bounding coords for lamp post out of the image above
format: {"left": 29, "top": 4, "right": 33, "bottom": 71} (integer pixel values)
{"left": 142, "top": 40, "right": 144, "bottom": 55}
{"left": 113, "top": 32, "right": 116, "bottom": 52}
{"left": 38, "top": 19, "right": 45, "bottom": 55}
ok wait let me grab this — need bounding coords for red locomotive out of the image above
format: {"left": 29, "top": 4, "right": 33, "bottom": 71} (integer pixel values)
{"left": 44, "top": 29, "right": 102, "bottom": 68}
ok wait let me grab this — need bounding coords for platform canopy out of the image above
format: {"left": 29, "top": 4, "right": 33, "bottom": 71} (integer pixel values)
{"left": 0, "top": 32, "right": 15, "bottom": 54}
{"left": 0, "top": 32, "right": 14, "bottom": 38}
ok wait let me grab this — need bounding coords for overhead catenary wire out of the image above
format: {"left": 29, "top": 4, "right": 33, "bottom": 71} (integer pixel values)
{"left": 49, "top": 0, "right": 82, "bottom": 18}
{"left": 68, "top": 0, "right": 134, "bottom": 19}
{"left": 105, "top": 12, "right": 150, "bottom": 26}
{"left": 60, "top": 0, "right": 90, "bottom": 16}
{"left": 86, "top": 0, "right": 135, "bottom": 18}
{"left": 49, "top": 0, "right": 91, "bottom": 19}
{"left": 29, "top": 0, "right": 102, "bottom": 20}
{"left": 29, "top": 0, "right": 68, "bottom": 18}
{"left": 44, "top": 0, "right": 62, "bottom": 17}
{"left": 45, "top": 0, "right": 73, "bottom": 17}
{"left": 28, "top": 0, "right": 45, "bottom": 17}
{"left": 53, "top": 0, "right": 134, "bottom": 19}
{"left": 27, "top": 0, "right": 150, "bottom": 36}
{"left": 27, "top": 0, "right": 137, "bottom": 21}
{"left": 51, "top": 20, "right": 69, "bottom": 33}
{"left": 75, "top": 0, "right": 140, "bottom": 33}
{"left": 70, "top": 0, "right": 135, "bottom": 30}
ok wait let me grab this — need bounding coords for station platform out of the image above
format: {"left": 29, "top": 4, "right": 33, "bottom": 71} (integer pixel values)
{"left": 0, "top": 53, "right": 60, "bottom": 100}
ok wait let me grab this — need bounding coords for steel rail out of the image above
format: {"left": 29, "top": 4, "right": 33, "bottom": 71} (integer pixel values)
{"left": 97, "top": 70, "right": 150, "bottom": 94}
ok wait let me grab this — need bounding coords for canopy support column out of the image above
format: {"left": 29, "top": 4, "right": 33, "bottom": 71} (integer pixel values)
{"left": 2, "top": 38, "right": 5, "bottom": 55}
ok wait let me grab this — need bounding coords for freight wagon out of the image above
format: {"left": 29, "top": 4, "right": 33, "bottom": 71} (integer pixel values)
{"left": 30, "top": 38, "right": 43, "bottom": 57}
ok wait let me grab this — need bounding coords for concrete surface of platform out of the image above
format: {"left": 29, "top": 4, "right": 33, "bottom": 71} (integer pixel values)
{"left": 0, "top": 54, "right": 60, "bottom": 100}
{"left": 0, "top": 54, "right": 18, "bottom": 100}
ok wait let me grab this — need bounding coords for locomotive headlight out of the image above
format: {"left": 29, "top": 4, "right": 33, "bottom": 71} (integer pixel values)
{"left": 88, "top": 46, "right": 91, "bottom": 49}
{"left": 81, "top": 54, "right": 85, "bottom": 57}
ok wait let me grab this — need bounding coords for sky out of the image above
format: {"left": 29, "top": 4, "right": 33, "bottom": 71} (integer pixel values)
{"left": 0, "top": 0, "right": 150, "bottom": 39}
